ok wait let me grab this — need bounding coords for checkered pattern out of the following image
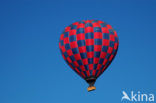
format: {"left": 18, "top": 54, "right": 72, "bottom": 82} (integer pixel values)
{"left": 59, "top": 20, "right": 119, "bottom": 79}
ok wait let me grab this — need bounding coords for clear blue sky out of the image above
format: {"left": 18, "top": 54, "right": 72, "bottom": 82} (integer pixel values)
{"left": 0, "top": 0, "right": 156, "bottom": 103}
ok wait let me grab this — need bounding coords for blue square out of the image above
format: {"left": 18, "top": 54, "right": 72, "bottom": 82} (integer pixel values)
{"left": 65, "top": 44, "right": 70, "bottom": 50}
{"left": 83, "top": 71, "right": 87, "bottom": 77}
{"left": 85, "top": 23, "right": 92, "bottom": 27}
{"left": 105, "top": 53, "right": 110, "bottom": 59}
{"left": 109, "top": 29, "right": 114, "bottom": 34}
{"left": 79, "top": 21, "right": 85, "bottom": 23}
{"left": 92, "top": 20, "right": 98, "bottom": 23}
{"left": 70, "top": 55, "right": 76, "bottom": 61}
{"left": 93, "top": 64, "right": 97, "bottom": 70}
{"left": 60, "top": 40, "right": 64, "bottom": 46}
{"left": 103, "top": 33, "right": 109, "bottom": 39}
{"left": 71, "top": 63, "right": 76, "bottom": 68}
{"left": 72, "top": 48, "right": 79, "bottom": 54}
{"left": 84, "top": 65, "right": 89, "bottom": 71}
{"left": 94, "top": 52, "right": 100, "bottom": 58}
{"left": 106, "top": 61, "right": 110, "bottom": 66}
{"left": 102, "top": 46, "right": 108, "bottom": 52}
{"left": 69, "top": 35, "right": 76, "bottom": 42}
{"left": 115, "top": 37, "right": 118, "bottom": 43}
{"left": 64, "top": 52, "right": 68, "bottom": 58}
{"left": 60, "top": 50, "right": 63, "bottom": 54}
{"left": 99, "top": 58, "right": 104, "bottom": 64}
{"left": 110, "top": 41, "right": 114, "bottom": 47}
{"left": 89, "top": 70, "right": 93, "bottom": 74}
{"left": 95, "top": 39, "right": 102, "bottom": 45}
{"left": 76, "top": 28, "right": 84, "bottom": 34}
{"left": 64, "top": 32, "right": 69, "bottom": 38}
{"left": 80, "top": 53, "right": 87, "bottom": 59}
{"left": 100, "top": 23, "right": 107, "bottom": 27}
{"left": 77, "top": 60, "right": 83, "bottom": 66}
{"left": 100, "top": 65, "right": 104, "bottom": 71}
{"left": 70, "top": 25, "right": 77, "bottom": 30}
{"left": 95, "top": 70, "right": 99, "bottom": 76}
{"left": 77, "top": 67, "right": 82, "bottom": 72}
{"left": 94, "top": 27, "right": 102, "bottom": 32}
{"left": 88, "top": 58, "right": 93, "bottom": 64}
{"left": 112, "top": 49, "right": 116, "bottom": 55}
{"left": 77, "top": 40, "right": 85, "bottom": 47}
{"left": 85, "top": 33, "right": 93, "bottom": 39}
{"left": 86, "top": 45, "right": 94, "bottom": 52}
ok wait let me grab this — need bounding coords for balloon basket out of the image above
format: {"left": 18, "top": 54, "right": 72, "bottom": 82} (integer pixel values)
{"left": 87, "top": 86, "right": 96, "bottom": 92}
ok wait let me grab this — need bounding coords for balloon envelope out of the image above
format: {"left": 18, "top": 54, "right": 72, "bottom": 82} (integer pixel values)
{"left": 59, "top": 20, "right": 119, "bottom": 91}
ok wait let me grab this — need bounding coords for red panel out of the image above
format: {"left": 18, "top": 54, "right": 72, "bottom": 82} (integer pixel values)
{"left": 69, "top": 30, "right": 76, "bottom": 36}
{"left": 77, "top": 23, "right": 85, "bottom": 28}
{"left": 107, "top": 47, "right": 113, "bottom": 54}
{"left": 110, "top": 34, "right": 115, "bottom": 41}
{"left": 98, "top": 20, "right": 104, "bottom": 24}
{"left": 61, "top": 46, "right": 66, "bottom": 53}
{"left": 81, "top": 72, "right": 86, "bottom": 78}
{"left": 94, "top": 32, "right": 102, "bottom": 39}
{"left": 102, "top": 27, "right": 109, "bottom": 33}
{"left": 109, "top": 54, "right": 114, "bottom": 61}
{"left": 66, "top": 49, "right": 73, "bottom": 56}
{"left": 114, "top": 43, "right": 118, "bottom": 50}
{"left": 92, "top": 70, "right": 96, "bottom": 76}
{"left": 87, "top": 52, "right": 94, "bottom": 58}
{"left": 100, "top": 52, "right": 106, "bottom": 58}
{"left": 102, "top": 39, "right": 109, "bottom": 46}
{"left": 84, "top": 20, "right": 92, "bottom": 23}
{"left": 86, "top": 70, "right": 90, "bottom": 77}
{"left": 82, "top": 58, "right": 88, "bottom": 65}
{"left": 64, "top": 37, "right": 69, "bottom": 44}
{"left": 78, "top": 46, "right": 86, "bottom": 53}
{"left": 77, "top": 33, "right": 85, "bottom": 40}
{"left": 80, "top": 65, "right": 86, "bottom": 71}
{"left": 85, "top": 27, "right": 93, "bottom": 33}
{"left": 74, "top": 54, "right": 81, "bottom": 60}
{"left": 89, "top": 64, "right": 93, "bottom": 70}
{"left": 62, "top": 54, "right": 66, "bottom": 60}
{"left": 59, "top": 43, "right": 61, "bottom": 48}
{"left": 97, "top": 64, "right": 102, "bottom": 70}
{"left": 86, "top": 39, "right": 94, "bottom": 46}
{"left": 73, "top": 61, "right": 79, "bottom": 67}
{"left": 65, "top": 26, "right": 71, "bottom": 32}
{"left": 103, "top": 59, "right": 108, "bottom": 65}
{"left": 75, "top": 68, "right": 80, "bottom": 73}
{"left": 114, "top": 31, "right": 118, "bottom": 37}
{"left": 92, "top": 23, "right": 100, "bottom": 27}
{"left": 70, "top": 41, "right": 78, "bottom": 48}
{"left": 60, "top": 34, "right": 64, "bottom": 40}
{"left": 106, "top": 24, "right": 112, "bottom": 29}
{"left": 94, "top": 58, "right": 99, "bottom": 64}
{"left": 94, "top": 45, "right": 102, "bottom": 52}
{"left": 66, "top": 57, "right": 72, "bottom": 63}
{"left": 72, "top": 22, "right": 79, "bottom": 25}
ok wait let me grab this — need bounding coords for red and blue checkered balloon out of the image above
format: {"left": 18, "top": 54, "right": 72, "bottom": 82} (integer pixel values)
{"left": 59, "top": 20, "right": 119, "bottom": 91}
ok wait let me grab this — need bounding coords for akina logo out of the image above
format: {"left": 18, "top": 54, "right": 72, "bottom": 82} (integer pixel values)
{"left": 121, "top": 91, "right": 154, "bottom": 102}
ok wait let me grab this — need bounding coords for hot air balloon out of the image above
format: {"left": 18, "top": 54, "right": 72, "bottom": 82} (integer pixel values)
{"left": 59, "top": 20, "right": 119, "bottom": 91}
